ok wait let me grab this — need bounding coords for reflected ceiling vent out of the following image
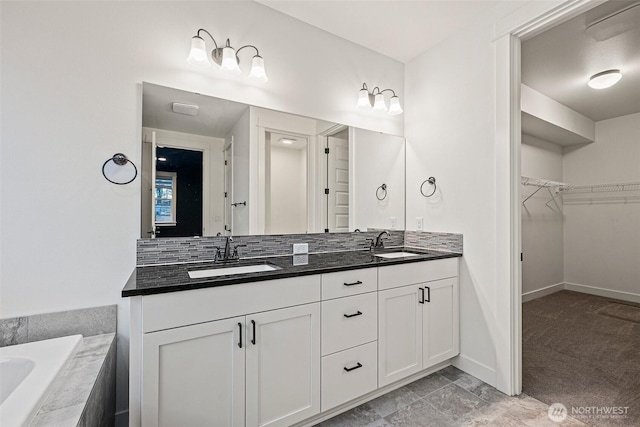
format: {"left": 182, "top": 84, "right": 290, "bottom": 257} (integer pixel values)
{"left": 172, "top": 102, "right": 199, "bottom": 116}
{"left": 585, "top": 2, "right": 640, "bottom": 41}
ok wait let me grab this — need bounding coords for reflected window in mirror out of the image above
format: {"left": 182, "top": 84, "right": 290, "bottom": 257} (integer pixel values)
{"left": 155, "top": 172, "right": 176, "bottom": 225}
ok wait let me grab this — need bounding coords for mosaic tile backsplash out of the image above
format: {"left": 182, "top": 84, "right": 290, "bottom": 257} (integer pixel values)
{"left": 137, "top": 230, "right": 462, "bottom": 266}
{"left": 405, "top": 231, "right": 463, "bottom": 253}
{"left": 137, "top": 231, "right": 404, "bottom": 266}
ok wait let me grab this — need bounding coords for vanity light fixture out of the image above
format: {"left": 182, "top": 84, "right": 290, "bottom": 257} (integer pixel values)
{"left": 357, "top": 83, "right": 403, "bottom": 115}
{"left": 187, "top": 29, "right": 268, "bottom": 83}
{"left": 588, "top": 69, "right": 622, "bottom": 89}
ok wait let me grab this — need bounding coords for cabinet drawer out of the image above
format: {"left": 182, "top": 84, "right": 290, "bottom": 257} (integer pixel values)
{"left": 321, "top": 341, "right": 377, "bottom": 412}
{"left": 322, "top": 268, "right": 377, "bottom": 300}
{"left": 322, "top": 293, "right": 377, "bottom": 355}
{"left": 378, "top": 258, "right": 458, "bottom": 290}
{"left": 142, "top": 275, "right": 321, "bottom": 333}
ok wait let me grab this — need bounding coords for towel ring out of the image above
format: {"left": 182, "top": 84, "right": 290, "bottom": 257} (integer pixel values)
{"left": 102, "top": 153, "right": 138, "bottom": 185}
{"left": 376, "top": 184, "right": 387, "bottom": 201}
{"left": 420, "top": 177, "right": 437, "bottom": 197}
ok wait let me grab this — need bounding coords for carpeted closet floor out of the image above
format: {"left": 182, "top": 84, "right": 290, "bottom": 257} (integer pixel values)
{"left": 523, "top": 290, "right": 640, "bottom": 426}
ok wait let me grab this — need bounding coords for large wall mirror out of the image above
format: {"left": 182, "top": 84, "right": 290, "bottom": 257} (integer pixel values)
{"left": 140, "top": 82, "right": 405, "bottom": 238}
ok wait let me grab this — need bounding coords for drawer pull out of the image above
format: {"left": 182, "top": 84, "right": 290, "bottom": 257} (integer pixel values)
{"left": 343, "top": 280, "right": 363, "bottom": 287}
{"left": 251, "top": 320, "right": 256, "bottom": 345}
{"left": 344, "top": 311, "right": 363, "bottom": 318}
{"left": 344, "top": 362, "right": 363, "bottom": 372}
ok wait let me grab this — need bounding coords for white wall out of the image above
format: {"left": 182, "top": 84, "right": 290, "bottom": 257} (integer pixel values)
{"left": 520, "top": 135, "right": 564, "bottom": 295}
{"left": 404, "top": 1, "right": 562, "bottom": 389}
{"left": 269, "top": 145, "right": 307, "bottom": 234}
{"left": 563, "top": 113, "right": 640, "bottom": 299}
{"left": 351, "top": 128, "right": 405, "bottom": 231}
{"left": 0, "top": 1, "right": 403, "bottom": 416}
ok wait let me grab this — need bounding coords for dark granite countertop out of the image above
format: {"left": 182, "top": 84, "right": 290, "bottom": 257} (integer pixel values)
{"left": 122, "top": 248, "right": 462, "bottom": 297}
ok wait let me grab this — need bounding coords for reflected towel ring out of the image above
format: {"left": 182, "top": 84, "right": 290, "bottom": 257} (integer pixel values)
{"left": 376, "top": 184, "right": 388, "bottom": 201}
{"left": 420, "top": 177, "right": 437, "bottom": 197}
{"left": 102, "top": 153, "right": 138, "bottom": 185}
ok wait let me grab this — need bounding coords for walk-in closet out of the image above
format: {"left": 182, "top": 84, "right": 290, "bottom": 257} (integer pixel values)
{"left": 519, "top": 2, "right": 640, "bottom": 425}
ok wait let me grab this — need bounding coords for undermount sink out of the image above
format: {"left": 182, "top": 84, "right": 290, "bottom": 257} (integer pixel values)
{"left": 188, "top": 263, "right": 280, "bottom": 279}
{"left": 374, "top": 251, "right": 421, "bottom": 259}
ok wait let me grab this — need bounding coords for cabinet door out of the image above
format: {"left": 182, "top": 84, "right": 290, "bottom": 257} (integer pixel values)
{"left": 142, "top": 317, "right": 245, "bottom": 427}
{"left": 423, "top": 277, "right": 459, "bottom": 368}
{"left": 378, "top": 285, "right": 423, "bottom": 387}
{"left": 246, "top": 303, "right": 320, "bottom": 427}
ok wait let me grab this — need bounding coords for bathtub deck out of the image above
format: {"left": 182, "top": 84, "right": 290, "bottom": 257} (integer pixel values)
{"left": 30, "top": 333, "right": 116, "bottom": 427}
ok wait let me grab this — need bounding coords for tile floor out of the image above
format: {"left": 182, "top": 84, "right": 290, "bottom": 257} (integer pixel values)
{"left": 315, "top": 366, "right": 583, "bottom": 426}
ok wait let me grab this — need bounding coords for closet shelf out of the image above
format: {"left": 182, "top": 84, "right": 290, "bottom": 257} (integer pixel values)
{"left": 521, "top": 176, "right": 640, "bottom": 207}
{"left": 562, "top": 182, "right": 640, "bottom": 194}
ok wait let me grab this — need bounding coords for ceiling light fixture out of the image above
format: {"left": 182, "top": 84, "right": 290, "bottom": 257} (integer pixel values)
{"left": 187, "top": 29, "right": 268, "bottom": 83}
{"left": 588, "top": 69, "right": 622, "bottom": 89}
{"left": 172, "top": 102, "right": 199, "bottom": 116}
{"left": 356, "top": 83, "right": 403, "bottom": 115}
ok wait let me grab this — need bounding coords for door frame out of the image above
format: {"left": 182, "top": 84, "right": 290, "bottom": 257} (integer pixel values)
{"left": 494, "top": 0, "right": 606, "bottom": 395}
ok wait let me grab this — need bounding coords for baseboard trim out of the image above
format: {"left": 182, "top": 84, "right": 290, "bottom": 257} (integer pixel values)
{"left": 564, "top": 282, "right": 640, "bottom": 304}
{"left": 522, "top": 283, "right": 564, "bottom": 302}
{"left": 452, "top": 354, "right": 496, "bottom": 388}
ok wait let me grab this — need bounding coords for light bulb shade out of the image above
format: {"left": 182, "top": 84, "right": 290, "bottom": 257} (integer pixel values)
{"left": 248, "top": 55, "right": 268, "bottom": 83}
{"left": 220, "top": 47, "right": 241, "bottom": 74}
{"left": 588, "top": 69, "right": 622, "bottom": 89}
{"left": 187, "top": 36, "right": 211, "bottom": 67}
{"left": 388, "top": 96, "right": 403, "bottom": 115}
{"left": 373, "top": 93, "right": 387, "bottom": 112}
{"left": 357, "top": 89, "right": 371, "bottom": 109}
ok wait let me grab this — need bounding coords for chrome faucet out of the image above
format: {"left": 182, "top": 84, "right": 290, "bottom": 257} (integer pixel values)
{"left": 215, "top": 236, "right": 246, "bottom": 262}
{"left": 375, "top": 231, "right": 390, "bottom": 248}
{"left": 223, "top": 236, "right": 233, "bottom": 260}
{"left": 367, "top": 231, "right": 390, "bottom": 250}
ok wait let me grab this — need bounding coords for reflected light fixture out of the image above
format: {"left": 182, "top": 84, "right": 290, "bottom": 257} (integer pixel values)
{"left": 187, "top": 29, "right": 268, "bottom": 83}
{"left": 588, "top": 69, "right": 622, "bottom": 89}
{"left": 279, "top": 138, "right": 295, "bottom": 145}
{"left": 356, "top": 83, "right": 403, "bottom": 115}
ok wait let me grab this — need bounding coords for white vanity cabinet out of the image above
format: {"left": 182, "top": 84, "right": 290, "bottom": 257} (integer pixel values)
{"left": 320, "top": 268, "right": 378, "bottom": 411}
{"left": 132, "top": 276, "right": 321, "bottom": 427}
{"left": 130, "top": 257, "right": 460, "bottom": 427}
{"left": 378, "top": 258, "right": 459, "bottom": 387}
{"left": 245, "top": 303, "right": 321, "bottom": 427}
{"left": 142, "top": 317, "right": 246, "bottom": 427}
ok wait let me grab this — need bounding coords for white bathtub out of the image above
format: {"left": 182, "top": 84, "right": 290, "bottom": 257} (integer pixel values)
{"left": 0, "top": 334, "right": 82, "bottom": 427}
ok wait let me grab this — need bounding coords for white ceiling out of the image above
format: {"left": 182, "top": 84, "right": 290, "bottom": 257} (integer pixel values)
{"left": 142, "top": 83, "right": 249, "bottom": 138}
{"left": 522, "top": 1, "right": 640, "bottom": 122}
{"left": 257, "top": 0, "right": 509, "bottom": 63}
